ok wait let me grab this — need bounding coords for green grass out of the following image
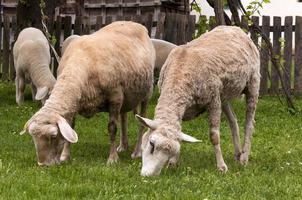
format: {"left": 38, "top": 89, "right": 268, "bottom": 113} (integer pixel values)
{"left": 1, "top": 82, "right": 302, "bottom": 199}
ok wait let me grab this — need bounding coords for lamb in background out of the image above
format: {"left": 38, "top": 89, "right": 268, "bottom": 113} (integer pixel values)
{"left": 136, "top": 26, "right": 260, "bottom": 176}
{"left": 13, "top": 27, "right": 56, "bottom": 105}
{"left": 21, "top": 21, "right": 155, "bottom": 166}
{"left": 61, "top": 35, "right": 80, "bottom": 55}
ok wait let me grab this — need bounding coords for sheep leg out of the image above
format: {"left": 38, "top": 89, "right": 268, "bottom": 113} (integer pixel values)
{"left": 117, "top": 113, "right": 129, "bottom": 152}
{"left": 131, "top": 100, "right": 148, "bottom": 159}
{"left": 16, "top": 73, "right": 25, "bottom": 106}
{"left": 240, "top": 83, "right": 259, "bottom": 165}
{"left": 208, "top": 94, "right": 228, "bottom": 172}
{"left": 222, "top": 103, "right": 241, "bottom": 161}
{"left": 107, "top": 104, "right": 121, "bottom": 165}
{"left": 31, "top": 82, "right": 37, "bottom": 101}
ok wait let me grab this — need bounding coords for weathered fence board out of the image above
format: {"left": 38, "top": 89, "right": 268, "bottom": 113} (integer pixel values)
{"left": 63, "top": 16, "right": 72, "bottom": 40}
{"left": 284, "top": 16, "right": 293, "bottom": 94}
{"left": 3, "top": 16, "right": 10, "bottom": 81}
{"left": 271, "top": 16, "right": 281, "bottom": 93}
{"left": 260, "top": 16, "right": 270, "bottom": 95}
{"left": 295, "top": 16, "right": 302, "bottom": 93}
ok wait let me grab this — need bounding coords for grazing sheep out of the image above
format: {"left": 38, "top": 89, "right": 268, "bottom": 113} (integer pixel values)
{"left": 13, "top": 27, "right": 55, "bottom": 105}
{"left": 21, "top": 21, "right": 155, "bottom": 166}
{"left": 118, "top": 39, "right": 177, "bottom": 158}
{"left": 151, "top": 39, "right": 177, "bottom": 80}
{"left": 61, "top": 35, "right": 80, "bottom": 55}
{"left": 136, "top": 26, "right": 260, "bottom": 176}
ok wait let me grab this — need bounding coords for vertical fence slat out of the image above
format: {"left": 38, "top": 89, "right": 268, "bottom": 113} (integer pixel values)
{"left": 95, "top": 16, "right": 103, "bottom": 31}
{"left": 251, "top": 16, "right": 259, "bottom": 45}
{"left": 74, "top": 16, "right": 82, "bottom": 35}
{"left": 164, "top": 13, "right": 177, "bottom": 44}
{"left": 186, "top": 15, "right": 196, "bottom": 42}
{"left": 177, "top": 13, "right": 187, "bottom": 45}
{"left": 2, "top": 16, "right": 10, "bottom": 81}
{"left": 143, "top": 14, "right": 153, "bottom": 37}
{"left": 10, "top": 16, "right": 17, "bottom": 81}
{"left": 271, "top": 16, "right": 282, "bottom": 94}
{"left": 0, "top": 13, "right": 2, "bottom": 77}
{"left": 63, "top": 16, "right": 72, "bottom": 40}
{"left": 284, "top": 16, "right": 293, "bottom": 94}
{"left": 260, "top": 16, "right": 270, "bottom": 95}
{"left": 155, "top": 13, "right": 165, "bottom": 39}
{"left": 83, "top": 17, "right": 91, "bottom": 35}
{"left": 54, "top": 16, "right": 62, "bottom": 77}
{"left": 295, "top": 16, "right": 302, "bottom": 93}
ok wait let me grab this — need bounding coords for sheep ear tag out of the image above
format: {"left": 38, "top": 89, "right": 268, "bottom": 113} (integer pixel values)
{"left": 135, "top": 114, "right": 158, "bottom": 130}
{"left": 35, "top": 86, "right": 49, "bottom": 100}
{"left": 180, "top": 132, "right": 201, "bottom": 143}
{"left": 57, "top": 116, "right": 78, "bottom": 143}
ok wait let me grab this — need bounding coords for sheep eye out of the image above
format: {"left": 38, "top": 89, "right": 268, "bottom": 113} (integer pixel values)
{"left": 150, "top": 141, "right": 155, "bottom": 154}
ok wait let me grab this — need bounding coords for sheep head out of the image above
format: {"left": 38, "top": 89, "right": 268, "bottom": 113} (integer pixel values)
{"left": 21, "top": 111, "right": 78, "bottom": 166}
{"left": 136, "top": 115, "right": 200, "bottom": 176}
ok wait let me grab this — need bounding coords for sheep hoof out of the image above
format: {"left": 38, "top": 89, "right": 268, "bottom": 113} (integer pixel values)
{"left": 217, "top": 163, "right": 228, "bottom": 172}
{"left": 117, "top": 143, "right": 128, "bottom": 153}
{"left": 239, "top": 152, "right": 249, "bottom": 165}
{"left": 106, "top": 154, "right": 119, "bottom": 166}
{"left": 131, "top": 151, "right": 142, "bottom": 159}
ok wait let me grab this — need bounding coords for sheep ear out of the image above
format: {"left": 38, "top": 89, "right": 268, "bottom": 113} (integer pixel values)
{"left": 180, "top": 132, "right": 201, "bottom": 143}
{"left": 35, "top": 86, "right": 49, "bottom": 100}
{"left": 57, "top": 116, "right": 78, "bottom": 143}
{"left": 135, "top": 114, "right": 158, "bottom": 130}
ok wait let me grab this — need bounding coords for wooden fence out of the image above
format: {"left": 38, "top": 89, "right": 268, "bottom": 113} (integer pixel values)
{"left": 1, "top": 13, "right": 302, "bottom": 95}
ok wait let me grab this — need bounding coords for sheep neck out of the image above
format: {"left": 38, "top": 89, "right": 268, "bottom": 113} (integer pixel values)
{"left": 41, "top": 74, "right": 82, "bottom": 122}
{"left": 154, "top": 89, "right": 189, "bottom": 131}
{"left": 29, "top": 65, "right": 56, "bottom": 88}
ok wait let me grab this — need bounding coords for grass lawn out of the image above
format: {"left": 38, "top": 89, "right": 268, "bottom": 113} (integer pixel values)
{"left": 1, "top": 82, "right": 302, "bottom": 199}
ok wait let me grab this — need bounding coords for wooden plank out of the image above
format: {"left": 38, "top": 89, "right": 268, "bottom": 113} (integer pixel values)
{"left": 177, "top": 14, "right": 187, "bottom": 45}
{"left": 187, "top": 15, "right": 196, "bottom": 42}
{"left": 83, "top": 17, "right": 91, "bottom": 34}
{"left": 155, "top": 13, "right": 165, "bottom": 39}
{"left": 74, "top": 16, "right": 82, "bottom": 35}
{"left": 143, "top": 14, "right": 153, "bottom": 37}
{"left": 95, "top": 16, "right": 103, "bottom": 31}
{"left": 63, "top": 16, "right": 72, "bottom": 40}
{"left": 284, "top": 16, "right": 293, "bottom": 94}
{"left": 54, "top": 16, "right": 62, "bottom": 77}
{"left": 132, "top": 15, "right": 142, "bottom": 24}
{"left": 164, "top": 13, "right": 177, "bottom": 44}
{"left": 259, "top": 16, "right": 270, "bottom": 95}
{"left": 105, "top": 16, "right": 113, "bottom": 26}
{"left": 240, "top": 15, "right": 248, "bottom": 32}
{"left": 271, "top": 16, "right": 281, "bottom": 94}
{"left": 295, "top": 16, "right": 302, "bottom": 93}
{"left": 0, "top": 13, "right": 2, "bottom": 77}
{"left": 251, "top": 16, "right": 259, "bottom": 45}
{"left": 9, "top": 16, "right": 17, "bottom": 80}
{"left": 2, "top": 16, "right": 10, "bottom": 81}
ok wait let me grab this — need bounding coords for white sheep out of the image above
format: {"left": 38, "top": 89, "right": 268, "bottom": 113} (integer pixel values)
{"left": 13, "top": 27, "right": 56, "bottom": 105}
{"left": 21, "top": 21, "right": 155, "bottom": 166}
{"left": 136, "top": 26, "right": 260, "bottom": 176}
{"left": 151, "top": 39, "right": 177, "bottom": 80}
{"left": 61, "top": 35, "right": 80, "bottom": 55}
{"left": 118, "top": 39, "right": 177, "bottom": 158}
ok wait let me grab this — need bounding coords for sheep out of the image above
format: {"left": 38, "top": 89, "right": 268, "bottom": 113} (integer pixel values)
{"left": 61, "top": 35, "right": 80, "bottom": 55}
{"left": 118, "top": 39, "right": 177, "bottom": 158}
{"left": 136, "top": 25, "right": 260, "bottom": 176}
{"left": 151, "top": 39, "right": 177, "bottom": 81}
{"left": 20, "top": 21, "right": 155, "bottom": 166}
{"left": 13, "top": 27, "right": 56, "bottom": 105}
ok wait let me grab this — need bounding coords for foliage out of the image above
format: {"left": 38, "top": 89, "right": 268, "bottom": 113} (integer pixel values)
{"left": 1, "top": 82, "right": 302, "bottom": 199}
{"left": 245, "top": 0, "right": 271, "bottom": 25}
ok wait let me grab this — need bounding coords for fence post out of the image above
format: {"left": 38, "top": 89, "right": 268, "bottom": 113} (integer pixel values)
{"left": 284, "top": 16, "right": 293, "bottom": 94}
{"left": 54, "top": 16, "right": 62, "bottom": 77}
{"left": 295, "top": 16, "right": 302, "bottom": 93}
{"left": 63, "top": 16, "right": 72, "bottom": 40}
{"left": 10, "top": 16, "right": 17, "bottom": 81}
{"left": 74, "top": 16, "right": 82, "bottom": 35}
{"left": 260, "top": 16, "right": 270, "bottom": 95}
{"left": 155, "top": 13, "right": 165, "bottom": 39}
{"left": 2, "top": 16, "right": 10, "bottom": 81}
{"left": 271, "top": 16, "right": 282, "bottom": 94}
{"left": 251, "top": 16, "right": 259, "bottom": 45}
